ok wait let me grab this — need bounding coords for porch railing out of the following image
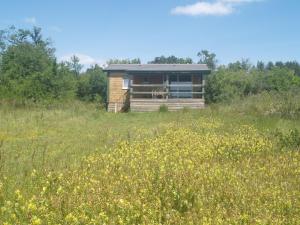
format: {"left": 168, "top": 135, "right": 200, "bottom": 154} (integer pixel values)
{"left": 129, "top": 83, "right": 205, "bottom": 99}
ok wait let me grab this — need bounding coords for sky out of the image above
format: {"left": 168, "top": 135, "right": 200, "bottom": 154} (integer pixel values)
{"left": 1, "top": 0, "right": 300, "bottom": 67}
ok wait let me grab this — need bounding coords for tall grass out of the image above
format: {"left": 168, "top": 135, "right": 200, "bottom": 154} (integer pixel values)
{"left": 217, "top": 89, "right": 300, "bottom": 119}
{"left": 0, "top": 93, "right": 299, "bottom": 224}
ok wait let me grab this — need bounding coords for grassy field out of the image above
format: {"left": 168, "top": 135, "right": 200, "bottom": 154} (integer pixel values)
{"left": 0, "top": 97, "right": 300, "bottom": 224}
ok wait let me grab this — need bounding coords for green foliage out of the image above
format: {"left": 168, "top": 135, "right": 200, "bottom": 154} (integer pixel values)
{"left": 197, "top": 50, "right": 217, "bottom": 70}
{"left": 216, "top": 90, "right": 300, "bottom": 120}
{"left": 0, "top": 26, "right": 77, "bottom": 103}
{"left": 205, "top": 68, "right": 252, "bottom": 103}
{"left": 76, "top": 65, "right": 107, "bottom": 103}
{"left": 275, "top": 129, "right": 300, "bottom": 150}
{"left": 107, "top": 58, "right": 141, "bottom": 64}
{"left": 205, "top": 67, "right": 300, "bottom": 104}
{"left": 0, "top": 26, "right": 107, "bottom": 104}
{"left": 253, "top": 67, "right": 300, "bottom": 92}
{"left": 261, "top": 61, "right": 300, "bottom": 76}
{"left": 228, "top": 59, "right": 252, "bottom": 71}
{"left": 66, "top": 55, "right": 83, "bottom": 77}
{"left": 149, "top": 55, "right": 193, "bottom": 64}
{"left": 0, "top": 43, "right": 75, "bottom": 102}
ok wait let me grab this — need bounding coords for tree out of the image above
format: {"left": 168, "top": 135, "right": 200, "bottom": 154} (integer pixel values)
{"left": 149, "top": 55, "right": 193, "bottom": 64}
{"left": 0, "top": 26, "right": 76, "bottom": 102}
{"left": 77, "top": 65, "right": 107, "bottom": 103}
{"left": 197, "top": 50, "right": 217, "bottom": 70}
{"left": 266, "top": 61, "right": 274, "bottom": 70}
{"left": 284, "top": 61, "right": 300, "bottom": 77}
{"left": 67, "top": 55, "right": 83, "bottom": 78}
{"left": 30, "top": 27, "right": 43, "bottom": 45}
{"left": 256, "top": 61, "right": 265, "bottom": 71}
{"left": 205, "top": 68, "right": 252, "bottom": 103}
{"left": 205, "top": 66, "right": 300, "bottom": 104}
{"left": 228, "top": 59, "right": 252, "bottom": 71}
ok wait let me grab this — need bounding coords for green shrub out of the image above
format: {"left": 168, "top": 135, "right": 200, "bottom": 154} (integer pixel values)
{"left": 205, "top": 69, "right": 252, "bottom": 104}
{"left": 76, "top": 65, "right": 107, "bottom": 103}
{"left": 215, "top": 89, "right": 300, "bottom": 119}
{"left": 205, "top": 67, "right": 300, "bottom": 104}
{"left": 274, "top": 129, "right": 300, "bottom": 150}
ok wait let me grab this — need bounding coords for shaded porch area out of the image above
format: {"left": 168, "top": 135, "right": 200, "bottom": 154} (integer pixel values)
{"left": 129, "top": 72, "right": 205, "bottom": 111}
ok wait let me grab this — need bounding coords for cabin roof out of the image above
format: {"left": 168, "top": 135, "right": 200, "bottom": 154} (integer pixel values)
{"left": 104, "top": 64, "right": 210, "bottom": 72}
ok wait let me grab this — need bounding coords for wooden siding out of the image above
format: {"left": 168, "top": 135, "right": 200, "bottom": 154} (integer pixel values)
{"left": 108, "top": 72, "right": 128, "bottom": 112}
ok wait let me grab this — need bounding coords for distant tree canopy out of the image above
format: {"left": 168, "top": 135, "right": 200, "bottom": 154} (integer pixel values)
{"left": 148, "top": 55, "right": 193, "bottom": 64}
{"left": 227, "top": 59, "right": 252, "bottom": 71}
{"left": 107, "top": 58, "right": 141, "bottom": 64}
{"left": 205, "top": 62, "right": 300, "bottom": 103}
{"left": 67, "top": 55, "right": 83, "bottom": 78}
{"left": 197, "top": 50, "right": 218, "bottom": 70}
{"left": 148, "top": 50, "right": 217, "bottom": 68}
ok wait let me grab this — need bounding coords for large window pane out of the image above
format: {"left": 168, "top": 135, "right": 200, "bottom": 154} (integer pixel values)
{"left": 169, "top": 74, "right": 192, "bottom": 98}
{"left": 179, "top": 75, "right": 191, "bottom": 82}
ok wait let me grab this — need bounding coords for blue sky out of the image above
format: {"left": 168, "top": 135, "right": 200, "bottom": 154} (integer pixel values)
{"left": 1, "top": 0, "right": 300, "bottom": 66}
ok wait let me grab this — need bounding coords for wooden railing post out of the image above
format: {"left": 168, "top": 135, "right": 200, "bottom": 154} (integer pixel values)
{"left": 166, "top": 74, "right": 169, "bottom": 100}
{"left": 202, "top": 76, "right": 205, "bottom": 99}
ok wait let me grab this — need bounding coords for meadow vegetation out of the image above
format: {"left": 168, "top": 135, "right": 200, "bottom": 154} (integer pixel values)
{"left": 1, "top": 25, "right": 300, "bottom": 225}
{"left": 0, "top": 93, "right": 300, "bottom": 224}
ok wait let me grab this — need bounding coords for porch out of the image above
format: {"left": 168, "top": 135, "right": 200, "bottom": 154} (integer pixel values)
{"left": 129, "top": 73, "right": 205, "bottom": 111}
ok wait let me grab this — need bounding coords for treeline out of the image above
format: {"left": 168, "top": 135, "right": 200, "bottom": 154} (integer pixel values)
{"left": 0, "top": 26, "right": 107, "bottom": 104}
{"left": 205, "top": 64, "right": 300, "bottom": 103}
{"left": 1, "top": 26, "right": 300, "bottom": 106}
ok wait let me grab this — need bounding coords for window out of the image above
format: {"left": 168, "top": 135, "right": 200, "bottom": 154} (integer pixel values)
{"left": 169, "top": 74, "right": 192, "bottom": 98}
{"left": 122, "top": 76, "right": 130, "bottom": 90}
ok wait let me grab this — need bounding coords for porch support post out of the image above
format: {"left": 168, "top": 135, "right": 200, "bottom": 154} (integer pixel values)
{"left": 202, "top": 73, "right": 205, "bottom": 99}
{"left": 166, "top": 74, "right": 169, "bottom": 100}
{"left": 192, "top": 74, "right": 194, "bottom": 99}
{"left": 129, "top": 74, "right": 133, "bottom": 100}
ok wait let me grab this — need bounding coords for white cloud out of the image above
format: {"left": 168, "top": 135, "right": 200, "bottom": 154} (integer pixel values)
{"left": 171, "top": 0, "right": 262, "bottom": 16}
{"left": 24, "top": 17, "right": 37, "bottom": 25}
{"left": 221, "top": 0, "right": 261, "bottom": 3}
{"left": 171, "top": 2, "right": 233, "bottom": 16}
{"left": 49, "top": 26, "right": 62, "bottom": 33}
{"left": 60, "top": 53, "right": 106, "bottom": 68}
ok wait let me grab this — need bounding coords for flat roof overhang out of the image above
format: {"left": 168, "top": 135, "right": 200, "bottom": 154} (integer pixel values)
{"left": 103, "top": 64, "right": 211, "bottom": 73}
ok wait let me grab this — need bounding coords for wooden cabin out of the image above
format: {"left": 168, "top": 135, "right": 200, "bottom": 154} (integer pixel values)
{"left": 104, "top": 64, "right": 210, "bottom": 112}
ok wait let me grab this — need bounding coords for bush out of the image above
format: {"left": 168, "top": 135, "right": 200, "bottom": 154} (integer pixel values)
{"left": 217, "top": 89, "right": 300, "bottom": 119}
{"left": 205, "top": 67, "right": 300, "bottom": 104}
{"left": 76, "top": 65, "right": 107, "bottom": 103}
{"left": 0, "top": 32, "right": 77, "bottom": 103}
{"left": 205, "top": 69, "right": 252, "bottom": 104}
